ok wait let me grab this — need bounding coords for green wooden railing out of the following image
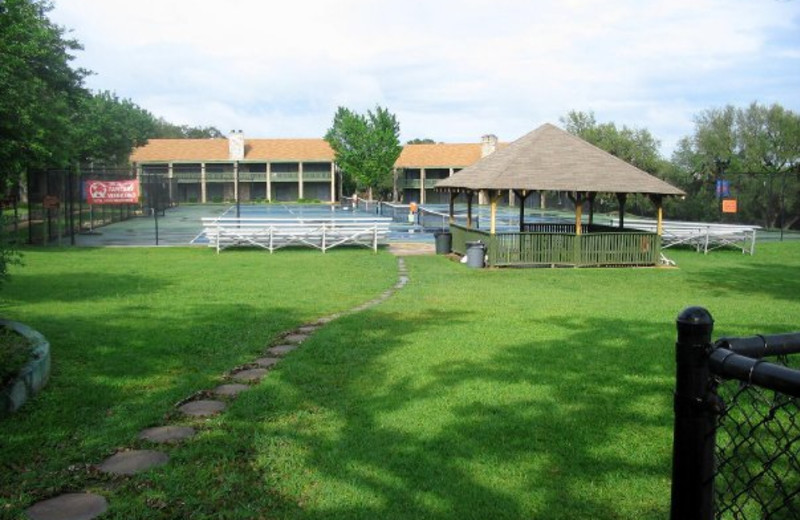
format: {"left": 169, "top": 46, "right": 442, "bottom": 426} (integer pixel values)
{"left": 451, "top": 224, "right": 661, "bottom": 267}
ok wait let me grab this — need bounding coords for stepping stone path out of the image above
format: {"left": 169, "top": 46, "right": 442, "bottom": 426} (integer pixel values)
{"left": 254, "top": 357, "right": 280, "bottom": 368}
{"left": 178, "top": 399, "right": 226, "bottom": 417}
{"left": 267, "top": 344, "right": 297, "bottom": 356}
{"left": 213, "top": 383, "right": 250, "bottom": 397}
{"left": 97, "top": 450, "right": 169, "bottom": 476}
{"left": 283, "top": 333, "right": 308, "bottom": 344}
{"left": 25, "top": 492, "right": 108, "bottom": 520}
{"left": 139, "top": 426, "right": 196, "bottom": 444}
{"left": 23, "top": 257, "right": 410, "bottom": 518}
{"left": 232, "top": 368, "right": 268, "bottom": 383}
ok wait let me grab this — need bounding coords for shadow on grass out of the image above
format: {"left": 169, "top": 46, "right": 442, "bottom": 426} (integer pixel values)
{"left": 687, "top": 261, "right": 800, "bottom": 302}
{"left": 239, "top": 309, "right": 682, "bottom": 519}
{"left": 0, "top": 300, "right": 303, "bottom": 512}
{"left": 0, "top": 271, "right": 172, "bottom": 303}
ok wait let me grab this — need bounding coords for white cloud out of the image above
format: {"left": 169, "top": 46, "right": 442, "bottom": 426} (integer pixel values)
{"left": 50, "top": 0, "right": 800, "bottom": 153}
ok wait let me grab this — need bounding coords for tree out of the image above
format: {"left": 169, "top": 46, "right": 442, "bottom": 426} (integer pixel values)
{"left": 324, "top": 105, "right": 402, "bottom": 200}
{"left": 561, "top": 110, "right": 668, "bottom": 215}
{"left": 407, "top": 138, "right": 436, "bottom": 144}
{"left": 152, "top": 118, "right": 224, "bottom": 139}
{"left": 671, "top": 103, "right": 800, "bottom": 228}
{"left": 0, "top": 0, "right": 87, "bottom": 284}
{"left": 72, "top": 91, "right": 157, "bottom": 166}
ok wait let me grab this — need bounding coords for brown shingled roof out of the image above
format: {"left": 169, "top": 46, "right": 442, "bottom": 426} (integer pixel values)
{"left": 436, "top": 123, "right": 685, "bottom": 196}
{"left": 130, "top": 139, "right": 334, "bottom": 163}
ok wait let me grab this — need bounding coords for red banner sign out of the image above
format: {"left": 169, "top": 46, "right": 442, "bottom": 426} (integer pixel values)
{"left": 85, "top": 180, "right": 140, "bottom": 205}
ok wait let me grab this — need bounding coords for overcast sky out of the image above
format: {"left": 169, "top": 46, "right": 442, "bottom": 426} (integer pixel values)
{"left": 49, "top": 0, "right": 800, "bottom": 155}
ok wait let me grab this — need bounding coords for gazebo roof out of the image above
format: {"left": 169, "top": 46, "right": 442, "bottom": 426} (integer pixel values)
{"left": 435, "top": 123, "right": 685, "bottom": 196}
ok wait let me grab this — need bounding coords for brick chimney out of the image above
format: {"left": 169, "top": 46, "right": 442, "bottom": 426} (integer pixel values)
{"left": 228, "top": 130, "right": 245, "bottom": 161}
{"left": 481, "top": 134, "right": 498, "bottom": 157}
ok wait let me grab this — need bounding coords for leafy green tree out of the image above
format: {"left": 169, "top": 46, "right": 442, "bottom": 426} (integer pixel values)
{"left": 324, "top": 105, "right": 402, "bottom": 200}
{"left": 0, "top": 0, "right": 87, "bottom": 283}
{"left": 671, "top": 103, "right": 800, "bottom": 227}
{"left": 152, "top": 118, "right": 223, "bottom": 139}
{"left": 73, "top": 91, "right": 157, "bottom": 166}
{"left": 0, "top": 0, "right": 87, "bottom": 178}
{"left": 407, "top": 138, "right": 436, "bottom": 144}
{"left": 561, "top": 110, "right": 668, "bottom": 215}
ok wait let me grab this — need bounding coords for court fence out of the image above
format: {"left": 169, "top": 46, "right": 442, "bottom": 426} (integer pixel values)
{"left": 671, "top": 307, "right": 800, "bottom": 519}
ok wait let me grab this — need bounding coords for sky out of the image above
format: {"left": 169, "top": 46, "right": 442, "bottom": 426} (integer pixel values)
{"left": 49, "top": 0, "right": 800, "bottom": 156}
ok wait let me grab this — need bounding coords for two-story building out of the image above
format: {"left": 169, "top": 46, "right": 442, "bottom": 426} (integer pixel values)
{"left": 130, "top": 131, "right": 337, "bottom": 203}
{"left": 129, "top": 132, "right": 504, "bottom": 204}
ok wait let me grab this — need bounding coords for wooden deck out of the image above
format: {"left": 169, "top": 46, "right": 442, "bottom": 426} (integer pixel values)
{"left": 451, "top": 223, "right": 661, "bottom": 267}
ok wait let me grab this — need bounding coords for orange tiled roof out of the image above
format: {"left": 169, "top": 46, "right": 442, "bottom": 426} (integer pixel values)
{"left": 130, "top": 139, "right": 335, "bottom": 163}
{"left": 395, "top": 143, "right": 482, "bottom": 168}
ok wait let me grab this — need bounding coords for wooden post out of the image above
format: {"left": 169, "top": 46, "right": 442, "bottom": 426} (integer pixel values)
{"left": 449, "top": 192, "right": 456, "bottom": 224}
{"left": 490, "top": 190, "right": 500, "bottom": 235}
{"left": 467, "top": 191, "right": 474, "bottom": 229}
{"left": 649, "top": 194, "right": 664, "bottom": 236}
{"left": 587, "top": 192, "right": 596, "bottom": 227}
{"left": 514, "top": 189, "right": 529, "bottom": 232}
{"left": 616, "top": 193, "right": 628, "bottom": 229}
{"left": 574, "top": 192, "right": 584, "bottom": 236}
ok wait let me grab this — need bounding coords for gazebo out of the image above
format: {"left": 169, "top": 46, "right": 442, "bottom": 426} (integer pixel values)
{"left": 435, "top": 123, "right": 685, "bottom": 267}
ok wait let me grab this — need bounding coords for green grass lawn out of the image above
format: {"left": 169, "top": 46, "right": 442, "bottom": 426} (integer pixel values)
{"left": 1, "top": 243, "right": 799, "bottom": 519}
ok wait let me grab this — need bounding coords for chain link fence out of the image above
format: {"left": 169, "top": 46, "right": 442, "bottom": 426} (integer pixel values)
{"left": 671, "top": 308, "right": 800, "bottom": 520}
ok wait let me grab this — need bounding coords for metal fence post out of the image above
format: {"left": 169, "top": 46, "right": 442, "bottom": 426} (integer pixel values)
{"left": 670, "top": 306, "right": 716, "bottom": 520}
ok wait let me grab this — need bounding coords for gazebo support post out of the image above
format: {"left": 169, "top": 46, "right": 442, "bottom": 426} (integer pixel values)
{"left": 568, "top": 192, "right": 585, "bottom": 235}
{"left": 617, "top": 193, "right": 628, "bottom": 229}
{"left": 649, "top": 194, "right": 664, "bottom": 236}
{"left": 587, "top": 192, "right": 597, "bottom": 227}
{"left": 466, "top": 191, "right": 474, "bottom": 229}
{"left": 513, "top": 189, "right": 530, "bottom": 232}
{"left": 448, "top": 192, "right": 457, "bottom": 224}
{"left": 490, "top": 190, "right": 501, "bottom": 235}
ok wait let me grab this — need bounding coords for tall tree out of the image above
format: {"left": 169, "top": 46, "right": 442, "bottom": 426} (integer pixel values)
{"left": 72, "top": 91, "right": 157, "bottom": 166}
{"left": 324, "top": 105, "right": 401, "bottom": 200}
{"left": 561, "top": 110, "right": 668, "bottom": 215}
{"left": 672, "top": 103, "right": 800, "bottom": 228}
{"left": 0, "top": 0, "right": 87, "bottom": 180}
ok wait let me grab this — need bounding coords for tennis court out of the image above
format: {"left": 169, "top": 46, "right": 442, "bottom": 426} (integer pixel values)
{"left": 70, "top": 203, "right": 435, "bottom": 247}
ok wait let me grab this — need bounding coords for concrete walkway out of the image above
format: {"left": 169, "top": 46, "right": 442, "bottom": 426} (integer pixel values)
{"left": 24, "top": 257, "right": 412, "bottom": 519}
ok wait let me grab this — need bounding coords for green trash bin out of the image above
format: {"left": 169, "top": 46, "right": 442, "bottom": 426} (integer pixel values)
{"left": 434, "top": 231, "right": 452, "bottom": 254}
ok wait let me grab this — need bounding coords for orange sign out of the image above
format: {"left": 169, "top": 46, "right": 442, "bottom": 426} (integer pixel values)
{"left": 722, "top": 199, "right": 737, "bottom": 213}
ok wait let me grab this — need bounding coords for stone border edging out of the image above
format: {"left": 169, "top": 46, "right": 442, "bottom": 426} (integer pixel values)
{"left": 1, "top": 319, "right": 51, "bottom": 417}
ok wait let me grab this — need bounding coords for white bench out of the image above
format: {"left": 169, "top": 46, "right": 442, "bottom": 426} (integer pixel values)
{"left": 201, "top": 217, "right": 392, "bottom": 253}
{"left": 617, "top": 219, "right": 759, "bottom": 255}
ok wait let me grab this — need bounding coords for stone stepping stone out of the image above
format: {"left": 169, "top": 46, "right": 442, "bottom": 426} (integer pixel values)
{"left": 213, "top": 383, "right": 250, "bottom": 397}
{"left": 178, "top": 399, "right": 226, "bottom": 417}
{"left": 254, "top": 357, "right": 280, "bottom": 368}
{"left": 267, "top": 344, "right": 297, "bottom": 356}
{"left": 297, "top": 326, "right": 318, "bottom": 334}
{"left": 231, "top": 368, "right": 268, "bottom": 383}
{"left": 283, "top": 333, "right": 308, "bottom": 344}
{"left": 138, "top": 426, "right": 196, "bottom": 444}
{"left": 25, "top": 492, "right": 108, "bottom": 520}
{"left": 97, "top": 450, "right": 169, "bottom": 476}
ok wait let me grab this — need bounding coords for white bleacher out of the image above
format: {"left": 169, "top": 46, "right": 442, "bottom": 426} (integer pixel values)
{"left": 201, "top": 217, "right": 392, "bottom": 253}
{"left": 612, "top": 218, "right": 759, "bottom": 255}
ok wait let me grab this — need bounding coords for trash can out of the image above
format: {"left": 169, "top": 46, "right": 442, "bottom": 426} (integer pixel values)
{"left": 434, "top": 231, "right": 452, "bottom": 254}
{"left": 465, "top": 241, "right": 486, "bottom": 268}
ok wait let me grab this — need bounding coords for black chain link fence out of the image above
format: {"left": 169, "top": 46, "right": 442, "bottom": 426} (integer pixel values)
{"left": 16, "top": 168, "right": 173, "bottom": 245}
{"left": 671, "top": 307, "right": 800, "bottom": 520}
{"left": 713, "top": 351, "right": 800, "bottom": 519}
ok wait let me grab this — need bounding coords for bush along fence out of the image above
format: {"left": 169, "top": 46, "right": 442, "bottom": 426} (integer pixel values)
{"left": 671, "top": 307, "right": 800, "bottom": 520}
